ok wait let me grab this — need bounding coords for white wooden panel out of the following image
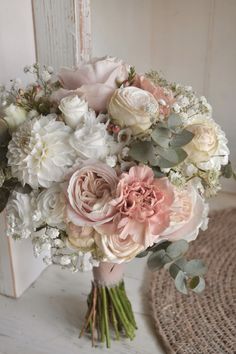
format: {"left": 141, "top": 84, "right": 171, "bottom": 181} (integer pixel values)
{"left": 32, "top": 0, "right": 92, "bottom": 71}
{"left": 0, "top": 211, "right": 47, "bottom": 298}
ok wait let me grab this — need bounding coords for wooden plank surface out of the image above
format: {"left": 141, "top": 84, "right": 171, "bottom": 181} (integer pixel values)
{"left": 32, "top": 0, "right": 92, "bottom": 71}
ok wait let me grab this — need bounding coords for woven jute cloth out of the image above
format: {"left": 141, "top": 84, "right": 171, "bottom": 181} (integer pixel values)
{"left": 150, "top": 208, "right": 236, "bottom": 354}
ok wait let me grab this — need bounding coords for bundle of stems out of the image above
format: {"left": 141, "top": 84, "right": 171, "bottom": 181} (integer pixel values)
{"left": 79, "top": 280, "right": 137, "bottom": 348}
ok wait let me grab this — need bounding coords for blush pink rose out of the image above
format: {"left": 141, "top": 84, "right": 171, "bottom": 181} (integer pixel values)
{"left": 66, "top": 161, "right": 119, "bottom": 226}
{"left": 134, "top": 75, "right": 175, "bottom": 117}
{"left": 52, "top": 57, "right": 128, "bottom": 112}
{"left": 96, "top": 165, "right": 175, "bottom": 248}
{"left": 160, "top": 183, "right": 209, "bottom": 242}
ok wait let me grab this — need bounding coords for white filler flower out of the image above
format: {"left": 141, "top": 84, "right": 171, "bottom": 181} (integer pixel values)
{"left": 7, "top": 114, "right": 75, "bottom": 188}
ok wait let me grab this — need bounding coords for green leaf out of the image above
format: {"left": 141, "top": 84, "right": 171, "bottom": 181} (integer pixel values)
{"left": 168, "top": 114, "right": 182, "bottom": 130}
{"left": 129, "top": 141, "right": 158, "bottom": 165}
{"left": 147, "top": 249, "right": 169, "bottom": 271}
{"left": 0, "top": 118, "right": 10, "bottom": 146}
{"left": 150, "top": 240, "right": 171, "bottom": 253}
{"left": 170, "top": 129, "right": 194, "bottom": 147}
{"left": 136, "top": 249, "right": 149, "bottom": 258}
{"left": 221, "top": 162, "right": 233, "bottom": 178}
{"left": 151, "top": 166, "right": 166, "bottom": 178}
{"left": 166, "top": 240, "right": 189, "bottom": 259}
{"left": 151, "top": 127, "right": 170, "bottom": 148}
{"left": 184, "top": 259, "right": 207, "bottom": 277}
{"left": 174, "top": 270, "right": 188, "bottom": 295}
{"left": 155, "top": 146, "right": 187, "bottom": 165}
{"left": 0, "top": 187, "right": 10, "bottom": 212}
{"left": 189, "top": 276, "right": 205, "bottom": 293}
{"left": 169, "top": 258, "right": 187, "bottom": 279}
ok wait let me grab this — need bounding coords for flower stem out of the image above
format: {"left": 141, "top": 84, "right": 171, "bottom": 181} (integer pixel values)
{"left": 79, "top": 280, "right": 137, "bottom": 347}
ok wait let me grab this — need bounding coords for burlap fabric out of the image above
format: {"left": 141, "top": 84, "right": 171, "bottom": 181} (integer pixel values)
{"left": 150, "top": 208, "right": 236, "bottom": 354}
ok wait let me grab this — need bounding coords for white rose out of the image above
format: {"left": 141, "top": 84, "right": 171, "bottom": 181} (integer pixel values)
{"left": 94, "top": 233, "right": 144, "bottom": 264}
{"left": 69, "top": 111, "right": 119, "bottom": 162}
{"left": 108, "top": 87, "right": 159, "bottom": 134}
{"left": 183, "top": 116, "right": 229, "bottom": 170}
{"left": 59, "top": 95, "right": 88, "bottom": 129}
{"left": 6, "top": 191, "right": 36, "bottom": 239}
{"left": 4, "top": 104, "right": 27, "bottom": 131}
{"left": 36, "top": 184, "right": 66, "bottom": 229}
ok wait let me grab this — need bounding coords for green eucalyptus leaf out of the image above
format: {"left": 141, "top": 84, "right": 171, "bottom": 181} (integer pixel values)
{"left": 129, "top": 141, "right": 156, "bottom": 164}
{"left": 170, "top": 129, "right": 194, "bottom": 147}
{"left": 166, "top": 240, "right": 189, "bottom": 259}
{"left": 151, "top": 127, "right": 170, "bottom": 148}
{"left": 155, "top": 146, "right": 187, "bottom": 165}
{"left": 168, "top": 114, "right": 182, "bottom": 130}
{"left": 184, "top": 259, "right": 207, "bottom": 277}
{"left": 147, "top": 249, "right": 169, "bottom": 271}
{"left": 150, "top": 240, "right": 171, "bottom": 253}
{"left": 221, "top": 162, "right": 233, "bottom": 178}
{"left": 189, "top": 276, "right": 205, "bottom": 293}
{"left": 174, "top": 270, "right": 188, "bottom": 295}
{"left": 0, "top": 187, "right": 10, "bottom": 212}
{"left": 136, "top": 249, "right": 149, "bottom": 258}
{"left": 151, "top": 166, "right": 166, "bottom": 178}
{"left": 169, "top": 258, "right": 187, "bottom": 279}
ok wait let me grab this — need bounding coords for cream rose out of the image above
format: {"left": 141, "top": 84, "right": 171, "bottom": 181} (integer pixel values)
{"left": 94, "top": 233, "right": 144, "bottom": 264}
{"left": 108, "top": 87, "right": 159, "bottom": 134}
{"left": 59, "top": 95, "right": 88, "bottom": 129}
{"left": 4, "top": 104, "right": 27, "bottom": 131}
{"left": 66, "top": 224, "right": 96, "bottom": 251}
{"left": 160, "top": 183, "right": 209, "bottom": 242}
{"left": 183, "top": 116, "right": 229, "bottom": 170}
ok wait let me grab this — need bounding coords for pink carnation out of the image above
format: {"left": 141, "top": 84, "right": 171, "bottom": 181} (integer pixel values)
{"left": 134, "top": 75, "right": 175, "bottom": 117}
{"left": 96, "top": 165, "right": 175, "bottom": 248}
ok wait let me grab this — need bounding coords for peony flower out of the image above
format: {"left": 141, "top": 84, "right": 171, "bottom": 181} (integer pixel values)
{"left": 160, "top": 183, "right": 209, "bottom": 242}
{"left": 134, "top": 75, "right": 175, "bottom": 117}
{"left": 183, "top": 115, "right": 229, "bottom": 170}
{"left": 108, "top": 87, "right": 159, "bottom": 134}
{"left": 59, "top": 95, "right": 88, "bottom": 129}
{"left": 52, "top": 56, "right": 128, "bottom": 112}
{"left": 66, "top": 224, "right": 96, "bottom": 250}
{"left": 7, "top": 115, "right": 75, "bottom": 188}
{"left": 96, "top": 165, "right": 175, "bottom": 248}
{"left": 69, "top": 111, "right": 120, "bottom": 163}
{"left": 36, "top": 183, "right": 66, "bottom": 229}
{"left": 6, "top": 191, "right": 36, "bottom": 239}
{"left": 4, "top": 104, "right": 27, "bottom": 131}
{"left": 94, "top": 233, "right": 144, "bottom": 263}
{"left": 66, "top": 161, "right": 118, "bottom": 227}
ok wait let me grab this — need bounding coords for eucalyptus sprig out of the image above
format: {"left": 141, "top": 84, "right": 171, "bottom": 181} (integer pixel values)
{"left": 129, "top": 114, "right": 194, "bottom": 171}
{"left": 137, "top": 239, "right": 207, "bottom": 294}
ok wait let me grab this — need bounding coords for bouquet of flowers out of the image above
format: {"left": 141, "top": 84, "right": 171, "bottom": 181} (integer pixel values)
{"left": 0, "top": 57, "right": 233, "bottom": 348}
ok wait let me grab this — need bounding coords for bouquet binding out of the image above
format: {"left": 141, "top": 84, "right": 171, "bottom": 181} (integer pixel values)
{"left": 0, "top": 57, "right": 234, "bottom": 347}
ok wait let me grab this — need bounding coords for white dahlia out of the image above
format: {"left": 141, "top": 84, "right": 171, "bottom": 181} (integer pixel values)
{"left": 7, "top": 115, "right": 75, "bottom": 188}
